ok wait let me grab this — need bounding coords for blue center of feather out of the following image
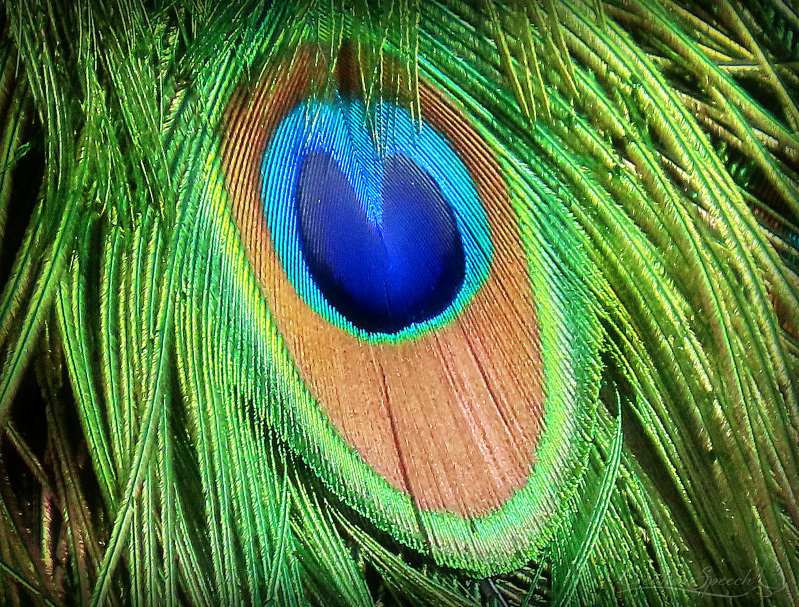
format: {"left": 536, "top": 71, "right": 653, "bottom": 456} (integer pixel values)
{"left": 295, "top": 153, "right": 464, "bottom": 333}
{"left": 262, "top": 97, "right": 492, "bottom": 338}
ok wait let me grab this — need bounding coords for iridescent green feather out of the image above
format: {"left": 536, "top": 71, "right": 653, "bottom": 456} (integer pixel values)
{"left": 0, "top": 1, "right": 797, "bottom": 606}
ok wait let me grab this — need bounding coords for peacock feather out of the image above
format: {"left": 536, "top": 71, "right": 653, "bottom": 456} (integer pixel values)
{"left": 0, "top": 0, "right": 797, "bottom": 605}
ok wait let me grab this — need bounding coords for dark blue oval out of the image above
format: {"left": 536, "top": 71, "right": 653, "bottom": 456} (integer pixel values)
{"left": 295, "top": 152, "right": 465, "bottom": 333}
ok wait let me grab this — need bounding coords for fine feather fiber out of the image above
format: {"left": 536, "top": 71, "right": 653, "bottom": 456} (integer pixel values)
{"left": 0, "top": 0, "right": 798, "bottom": 605}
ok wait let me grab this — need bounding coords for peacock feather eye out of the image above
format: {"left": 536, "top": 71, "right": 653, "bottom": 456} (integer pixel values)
{"left": 262, "top": 97, "right": 489, "bottom": 336}
{"left": 220, "top": 44, "right": 595, "bottom": 572}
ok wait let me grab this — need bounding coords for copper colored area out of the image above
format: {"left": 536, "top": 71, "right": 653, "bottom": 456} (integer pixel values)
{"left": 221, "top": 48, "right": 544, "bottom": 517}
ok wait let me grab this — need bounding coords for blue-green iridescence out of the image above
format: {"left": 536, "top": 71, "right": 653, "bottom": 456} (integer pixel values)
{"left": 261, "top": 96, "right": 492, "bottom": 338}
